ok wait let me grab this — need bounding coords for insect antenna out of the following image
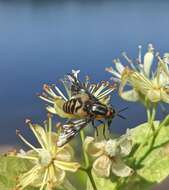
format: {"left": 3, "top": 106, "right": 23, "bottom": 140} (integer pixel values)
{"left": 117, "top": 114, "right": 126, "bottom": 120}
{"left": 116, "top": 107, "right": 128, "bottom": 119}
{"left": 118, "top": 107, "right": 128, "bottom": 113}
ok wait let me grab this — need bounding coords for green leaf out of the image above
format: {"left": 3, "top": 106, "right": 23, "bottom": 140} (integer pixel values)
{"left": 62, "top": 178, "right": 77, "bottom": 190}
{"left": 87, "top": 172, "right": 117, "bottom": 190}
{"left": 0, "top": 155, "right": 33, "bottom": 190}
{"left": 130, "top": 120, "right": 169, "bottom": 184}
{"left": 118, "top": 174, "right": 155, "bottom": 190}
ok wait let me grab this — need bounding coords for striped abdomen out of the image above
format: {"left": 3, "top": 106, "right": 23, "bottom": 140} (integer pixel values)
{"left": 63, "top": 98, "right": 83, "bottom": 114}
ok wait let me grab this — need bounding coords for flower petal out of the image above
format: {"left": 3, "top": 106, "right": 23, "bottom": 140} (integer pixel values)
{"left": 118, "top": 132, "right": 133, "bottom": 157}
{"left": 163, "top": 53, "right": 169, "bottom": 65}
{"left": 120, "top": 89, "right": 139, "bottom": 102}
{"left": 49, "top": 165, "right": 66, "bottom": 186}
{"left": 143, "top": 44, "right": 154, "bottom": 77}
{"left": 17, "top": 165, "right": 41, "bottom": 188}
{"left": 30, "top": 168, "right": 47, "bottom": 187}
{"left": 111, "top": 157, "right": 133, "bottom": 177}
{"left": 93, "top": 155, "right": 112, "bottom": 177}
{"left": 147, "top": 89, "right": 161, "bottom": 102}
{"left": 157, "top": 70, "right": 169, "bottom": 87}
{"left": 83, "top": 136, "right": 104, "bottom": 157}
{"left": 105, "top": 139, "right": 120, "bottom": 157}
{"left": 56, "top": 145, "right": 74, "bottom": 162}
{"left": 161, "top": 89, "right": 169, "bottom": 104}
{"left": 99, "top": 95, "right": 111, "bottom": 105}
{"left": 46, "top": 106, "right": 57, "bottom": 114}
{"left": 114, "top": 59, "right": 125, "bottom": 74}
{"left": 105, "top": 67, "right": 121, "bottom": 78}
{"left": 31, "top": 124, "right": 48, "bottom": 149}
{"left": 54, "top": 160, "right": 80, "bottom": 172}
{"left": 34, "top": 166, "right": 65, "bottom": 188}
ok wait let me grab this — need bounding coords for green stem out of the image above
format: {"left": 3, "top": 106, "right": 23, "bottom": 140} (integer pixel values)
{"left": 149, "top": 104, "right": 157, "bottom": 131}
{"left": 147, "top": 108, "right": 151, "bottom": 124}
{"left": 80, "top": 167, "right": 97, "bottom": 190}
{"left": 133, "top": 104, "right": 157, "bottom": 162}
{"left": 80, "top": 130, "right": 90, "bottom": 168}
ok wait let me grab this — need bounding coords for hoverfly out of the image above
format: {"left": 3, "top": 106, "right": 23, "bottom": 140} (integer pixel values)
{"left": 39, "top": 70, "right": 126, "bottom": 146}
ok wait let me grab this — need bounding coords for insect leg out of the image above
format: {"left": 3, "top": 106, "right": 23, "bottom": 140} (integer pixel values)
{"left": 92, "top": 119, "right": 99, "bottom": 136}
{"left": 97, "top": 120, "right": 107, "bottom": 139}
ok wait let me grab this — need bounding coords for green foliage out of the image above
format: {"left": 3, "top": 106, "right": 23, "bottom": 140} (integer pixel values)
{"left": 0, "top": 155, "right": 36, "bottom": 190}
{"left": 85, "top": 118, "right": 169, "bottom": 190}
{"left": 87, "top": 172, "right": 117, "bottom": 190}
{"left": 2, "top": 118, "right": 169, "bottom": 190}
{"left": 131, "top": 120, "right": 169, "bottom": 184}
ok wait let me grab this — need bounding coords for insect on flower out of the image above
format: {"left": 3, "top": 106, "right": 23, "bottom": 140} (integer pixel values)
{"left": 39, "top": 70, "right": 127, "bottom": 146}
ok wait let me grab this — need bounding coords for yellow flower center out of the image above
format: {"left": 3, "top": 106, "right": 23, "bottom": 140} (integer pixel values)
{"left": 38, "top": 149, "right": 52, "bottom": 167}
{"left": 104, "top": 140, "right": 120, "bottom": 157}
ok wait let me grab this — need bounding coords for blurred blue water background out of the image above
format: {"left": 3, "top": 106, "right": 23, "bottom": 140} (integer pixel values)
{"left": 0, "top": 0, "right": 169, "bottom": 144}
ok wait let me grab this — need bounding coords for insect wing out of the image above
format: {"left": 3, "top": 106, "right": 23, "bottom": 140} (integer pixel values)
{"left": 57, "top": 119, "right": 91, "bottom": 147}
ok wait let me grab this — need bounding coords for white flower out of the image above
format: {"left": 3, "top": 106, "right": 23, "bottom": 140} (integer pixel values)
{"left": 14, "top": 117, "right": 80, "bottom": 190}
{"left": 106, "top": 44, "right": 169, "bottom": 104}
{"left": 84, "top": 130, "right": 133, "bottom": 178}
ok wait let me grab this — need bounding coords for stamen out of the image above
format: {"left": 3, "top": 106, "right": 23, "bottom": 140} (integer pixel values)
{"left": 26, "top": 120, "right": 46, "bottom": 149}
{"left": 122, "top": 52, "right": 136, "bottom": 70}
{"left": 40, "top": 169, "right": 48, "bottom": 190}
{"left": 88, "top": 85, "right": 93, "bottom": 92}
{"left": 90, "top": 84, "right": 97, "bottom": 93}
{"left": 97, "top": 88, "right": 114, "bottom": 99}
{"left": 105, "top": 67, "right": 121, "bottom": 78}
{"left": 133, "top": 72, "right": 152, "bottom": 88}
{"left": 138, "top": 45, "right": 142, "bottom": 64}
{"left": 113, "top": 59, "right": 125, "bottom": 74}
{"left": 97, "top": 87, "right": 112, "bottom": 97}
{"left": 48, "top": 87, "right": 59, "bottom": 98}
{"left": 18, "top": 166, "right": 40, "bottom": 189}
{"left": 43, "top": 120, "right": 48, "bottom": 133}
{"left": 156, "top": 52, "right": 169, "bottom": 78}
{"left": 47, "top": 114, "right": 52, "bottom": 150}
{"left": 59, "top": 79, "right": 71, "bottom": 98}
{"left": 46, "top": 106, "right": 56, "bottom": 114}
{"left": 93, "top": 84, "right": 102, "bottom": 93}
{"left": 22, "top": 171, "right": 40, "bottom": 189}
{"left": 148, "top": 43, "right": 154, "bottom": 52}
{"left": 16, "top": 154, "right": 38, "bottom": 161}
{"left": 94, "top": 84, "right": 107, "bottom": 97}
{"left": 16, "top": 130, "right": 40, "bottom": 154}
{"left": 43, "top": 84, "right": 57, "bottom": 98}
{"left": 110, "top": 77, "right": 121, "bottom": 83}
{"left": 39, "top": 95, "right": 54, "bottom": 104}
{"left": 85, "top": 75, "right": 90, "bottom": 88}
{"left": 54, "top": 86, "right": 68, "bottom": 101}
{"left": 42, "top": 92, "right": 56, "bottom": 101}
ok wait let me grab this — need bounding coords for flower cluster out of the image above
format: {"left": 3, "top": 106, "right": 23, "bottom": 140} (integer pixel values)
{"left": 84, "top": 130, "right": 133, "bottom": 178}
{"left": 3, "top": 44, "right": 169, "bottom": 190}
{"left": 14, "top": 117, "right": 80, "bottom": 190}
{"left": 11, "top": 44, "right": 169, "bottom": 189}
{"left": 106, "top": 44, "right": 169, "bottom": 104}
